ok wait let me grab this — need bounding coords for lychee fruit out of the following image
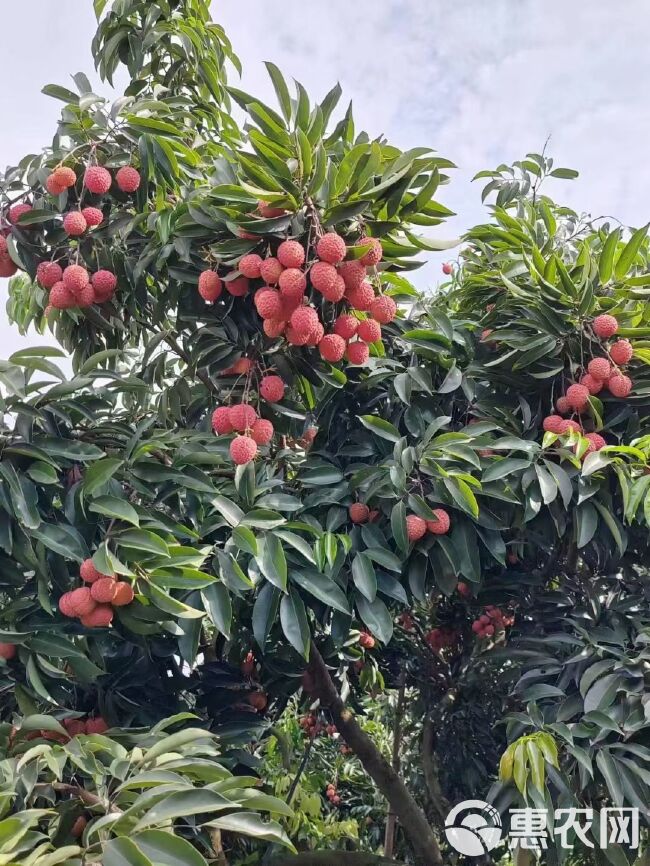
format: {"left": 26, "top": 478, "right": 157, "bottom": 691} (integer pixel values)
{"left": 0, "top": 258, "right": 17, "bottom": 278}
{"left": 317, "top": 233, "right": 347, "bottom": 264}
{"left": 286, "top": 326, "right": 310, "bottom": 346}
{"left": 406, "top": 514, "right": 427, "bottom": 541}
{"left": 310, "top": 261, "right": 339, "bottom": 295}
{"left": 37, "top": 261, "right": 63, "bottom": 289}
{"left": 319, "top": 333, "right": 346, "bottom": 363}
{"left": 306, "top": 321, "right": 325, "bottom": 346}
{"left": 339, "top": 261, "right": 367, "bottom": 293}
{"left": 81, "top": 605, "right": 114, "bottom": 628}
{"left": 81, "top": 206, "right": 104, "bottom": 227}
{"left": 248, "top": 691, "right": 268, "bottom": 712}
{"left": 59, "top": 592, "right": 77, "bottom": 618}
{"left": 277, "top": 240, "right": 305, "bottom": 269}
{"left": 321, "top": 274, "right": 346, "bottom": 302}
{"left": 212, "top": 406, "right": 233, "bottom": 434}
{"left": 559, "top": 419, "right": 582, "bottom": 434}
{"left": 9, "top": 203, "right": 32, "bottom": 225}
{"left": 251, "top": 418, "right": 274, "bottom": 445}
{"left": 46, "top": 175, "right": 66, "bottom": 195}
{"left": 359, "top": 632, "right": 375, "bottom": 649}
{"left": 427, "top": 508, "right": 450, "bottom": 535}
{"left": 226, "top": 276, "right": 249, "bottom": 297}
{"left": 334, "top": 314, "right": 358, "bottom": 340}
{"left": 349, "top": 503, "right": 370, "bottom": 524}
{"left": 588, "top": 358, "right": 611, "bottom": 380}
{"left": 258, "top": 201, "right": 286, "bottom": 218}
{"left": 356, "top": 237, "right": 382, "bottom": 266}
{"left": 239, "top": 253, "right": 263, "bottom": 279}
{"left": 357, "top": 319, "right": 381, "bottom": 343}
{"left": 116, "top": 166, "right": 141, "bottom": 193}
{"left": 0, "top": 643, "right": 16, "bottom": 660}
{"left": 584, "top": 432, "right": 606, "bottom": 453}
{"left": 593, "top": 314, "right": 618, "bottom": 339}
{"left": 260, "top": 257, "right": 284, "bottom": 285}
{"left": 290, "top": 305, "right": 319, "bottom": 336}
{"left": 232, "top": 358, "right": 253, "bottom": 375}
{"left": 442, "top": 262, "right": 453, "bottom": 275}
{"left": 198, "top": 270, "right": 222, "bottom": 302}
{"left": 580, "top": 374, "right": 603, "bottom": 395}
{"left": 51, "top": 166, "right": 76, "bottom": 189}
{"left": 346, "top": 280, "right": 375, "bottom": 311}
{"left": 80, "top": 559, "right": 109, "bottom": 584}
{"left": 555, "top": 396, "right": 571, "bottom": 415}
{"left": 90, "top": 577, "right": 117, "bottom": 604}
{"left": 263, "top": 318, "right": 286, "bottom": 338}
{"left": 85, "top": 716, "right": 109, "bottom": 734}
{"left": 84, "top": 166, "right": 112, "bottom": 195}
{"left": 457, "top": 581, "right": 471, "bottom": 597}
{"left": 254, "top": 288, "right": 282, "bottom": 320}
{"left": 346, "top": 341, "right": 370, "bottom": 365}
{"left": 229, "top": 403, "right": 257, "bottom": 433}
{"left": 63, "top": 718, "right": 86, "bottom": 737}
{"left": 230, "top": 435, "right": 258, "bottom": 465}
{"left": 279, "top": 268, "right": 307, "bottom": 300}
{"left": 112, "top": 582, "right": 134, "bottom": 607}
{"left": 566, "top": 383, "right": 590, "bottom": 411}
{"left": 76, "top": 283, "right": 96, "bottom": 308}
{"left": 63, "top": 265, "right": 89, "bottom": 294}
{"left": 543, "top": 415, "right": 566, "bottom": 434}
{"left": 370, "top": 295, "right": 397, "bottom": 324}
{"left": 608, "top": 373, "right": 632, "bottom": 398}
{"left": 69, "top": 587, "right": 97, "bottom": 617}
{"left": 260, "top": 375, "right": 285, "bottom": 403}
{"left": 49, "top": 282, "right": 75, "bottom": 309}
{"left": 63, "top": 212, "right": 87, "bottom": 236}
{"left": 610, "top": 339, "right": 633, "bottom": 365}
{"left": 91, "top": 270, "right": 117, "bottom": 301}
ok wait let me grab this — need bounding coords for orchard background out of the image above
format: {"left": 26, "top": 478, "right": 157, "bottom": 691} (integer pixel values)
{"left": 0, "top": 2, "right": 649, "bottom": 865}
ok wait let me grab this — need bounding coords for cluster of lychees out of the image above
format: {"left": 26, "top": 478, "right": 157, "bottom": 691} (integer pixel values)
{"left": 405, "top": 509, "right": 451, "bottom": 540}
{"left": 425, "top": 626, "right": 457, "bottom": 651}
{"left": 325, "top": 783, "right": 342, "bottom": 807}
{"left": 299, "top": 713, "right": 338, "bottom": 739}
{"left": 471, "top": 605, "right": 514, "bottom": 638}
{"left": 58, "top": 558, "right": 134, "bottom": 627}
{"left": 39, "top": 262, "right": 118, "bottom": 312}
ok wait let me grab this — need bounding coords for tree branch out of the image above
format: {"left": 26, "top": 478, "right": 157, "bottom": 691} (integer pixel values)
{"left": 421, "top": 715, "right": 449, "bottom": 828}
{"left": 384, "top": 668, "right": 406, "bottom": 859}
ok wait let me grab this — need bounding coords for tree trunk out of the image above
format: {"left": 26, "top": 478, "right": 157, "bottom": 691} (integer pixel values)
{"left": 384, "top": 670, "right": 406, "bottom": 858}
{"left": 307, "top": 644, "right": 443, "bottom": 866}
{"left": 422, "top": 715, "right": 450, "bottom": 828}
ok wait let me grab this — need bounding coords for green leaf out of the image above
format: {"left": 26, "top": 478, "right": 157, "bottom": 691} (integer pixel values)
{"left": 443, "top": 478, "right": 479, "bottom": 519}
{"left": 265, "top": 62, "right": 292, "bottom": 121}
{"left": 280, "top": 589, "right": 310, "bottom": 657}
{"left": 253, "top": 584, "right": 280, "bottom": 649}
{"left": 89, "top": 496, "right": 140, "bottom": 526}
{"left": 131, "top": 830, "right": 209, "bottom": 866}
{"left": 391, "top": 501, "right": 408, "bottom": 553}
{"left": 576, "top": 502, "right": 598, "bottom": 548}
{"left": 599, "top": 228, "right": 621, "bottom": 283}
{"left": 257, "top": 534, "right": 288, "bottom": 591}
{"left": 358, "top": 415, "right": 400, "bottom": 443}
{"left": 364, "top": 547, "right": 403, "bottom": 573}
{"left": 202, "top": 583, "right": 232, "bottom": 639}
{"left": 206, "top": 812, "right": 294, "bottom": 851}
{"left": 614, "top": 224, "right": 648, "bottom": 279}
{"left": 212, "top": 495, "right": 245, "bottom": 527}
{"left": 103, "top": 837, "right": 154, "bottom": 866}
{"left": 232, "top": 525, "right": 258, "bottom": 556}
{"left": 118, "top": 529, "right": 169, "bottom": 557}
{"left": 290, "top": 570, "right": 350, "bottom": 614}
{"left": 356, "top": 595, "right": 393, "bottom": 644}
{"left": 351, "top": 552, "right": 377, "bottom": 602}
{"left": 135, "top": 789, "right": 233, "bottom": 831}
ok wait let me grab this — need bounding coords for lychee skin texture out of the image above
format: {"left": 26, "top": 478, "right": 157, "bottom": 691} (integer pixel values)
{"left": 239, "top": 254, "right": 263, "bottom": 279}
{"left": 290, "top": 306, "right": 319, "bottom": 336}
{"left": 593, "top": 314, "right": 618, "bottom": 339}
{"left": 588, "top": 357, "right": 611, "bottom": 380}
{"left": 279, "top": 268, "right": 307, "bottom": 300}
{"left": 346, "top": 281, "right": 375, "bottom": 311}
{"left": 49, "top": 282, "right": 76, "bottom": 309}
{"left": 339, "top": 260, "right": 366, "bottom": 291}
{"left": 69, "top": 587, "right": 97, "bottom": 617}
{"left": 80, "top": 559, "right": 107, "bottom": 584}
{"left": 427, "top": 508, "right": 451, "bottom": 535}
{"left": 81, "top": 206, "right": 104, "bottom": 227}
{"left": 251, "top": 418, "right": 274, "bottom": 445}
{"left": 231, "top": 358, "right": 253, "bottom": 375}
{"left": 198, "top": 270, "right": 222, "bottom": 302}
{"left": 92, "top": 270, "right": 117, "bottom": 301}
{"left": 610, "top": 339, "right": 633, "bottom": 365}
{"left": 566, "top": 383, "right": 590, "bottom": 411}
{"left": 226, "top": 276, "right": 249, "bottom": 297}
{"left": 76, "top": 283, "right": 96, "bottom": 308}
{"left": 255, "top": 288, "right": 282, "bottom": 320}
{"left": 585, "top": 432, "right": 606, "bottom": 453}
{"left": 112, "top": 582, "right": 134, "bottom": 607}
{"left": 356, "top": 237, "right": 382, "bottom": 266}
{"left": 555, "top": 396, "right": 571, "bottom": 415}
{"left": 608, "top": 373, "right": 632, "bottom": 398}
{"left": 319, "top": 333, "right": 346, "bottom": 363}
{"left": 317, "top": 233, "right": 347, "bottom": 264}
{"left": 334, "top": 314, "right": 358, "bottom": 340}
{"left": 357, "top": 319, "right": 382, "bottom": 343}
{"left": 442, "top": 262, "right": 453, "bottom": 275}
{"left": 263, "top": 318, "right": 286, "bottom": 338}
{"left": 277, "top": 240, "right": 305, "bottom": 269}
{"left": 406, "top": 514, "right": 427, "bottom": 541}
{"left": 116, "top": 166, "right": 141, "bottom": 193}
{"left": 9, "top": 203, "right": 33, "bottom": 225}
{"left": 0, "top": 258, "right": 17, "bottom": 278}
{"left": 543, "top": 415, "right": 566, "bottom": 434}
{"left": 370, "top": 295, "right": 397, "bottom": 324}
{"left": 37, "top": 261, "right": 63, "bottom": 289}
{"left": 52, "top": 166, "right": 76, "bottom": 189}
{"left": 559, "top": 419, "right": 582, "bottom": 434}
{"left": 286, "top": 326, "right": 310, "bottom": 346}
{"left": 212, "top": 406, "right": 233, "bottom": 435}
{"left": 59, "top": 592, "right": 77, "bottom": 618}
{"left": 63, "top": 212, "right": 87, "bottom": 236}
{"left": 306, "top": 322, "right": 325, "bottom": 347}
{"left": 46, "top": 175, "right": 66, "bottom": 195}
{"left": 346, "top": 341, "right": 370, "bottom": 365}
{"left": 0, "top": 643, "right": 16, "bottom": 660}
{"left": 230, "top": 435, "right": 258, "bottom": 465}
{"left": 90, "top": 577, "right": 117, "bottom": 604}
{"left": 81, "top": 605, "right": 114, "bottom": 628}
{"left": 63, "top": 265, "right": 89, "bottom": 294}
{"left": 84, "top": 166, "right": 112, "bottom": 195}
{"left": 321, "top": 274, "right": 346, "bottom": 302}
{"left": 229, "top": 404, "right": 257, "bottom": 433}
{"left": 580, "top": 374, "right": 603, "bottom": 395}
{"left": 260, "top": 257, "right": 284, "bottom": 285}
{"left": 349, "top": 503, "right": 370, "bottom": 524}
{"left": 310, "top": 261, "right": 339, "bottom": 295}
{"left": 260, "top": 375, "right": 285, "bottom": 403}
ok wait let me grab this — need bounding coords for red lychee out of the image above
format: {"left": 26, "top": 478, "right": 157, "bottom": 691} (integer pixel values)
{"left": 277, "top": 240, "right": 305, "bottom": 269}
{"left": 286, "top": 326, "right": 310, "bottom": 346}
{"left": 566, "top": 383, "right": 590, "bottom": 411}
{"left": 51, "top": 166, "right": 76, "bottom": 189}
{"left": 258, "top": 201, "right": 286, "bottom": 218}
{"left": 559, "top": 419, "right": 582, "bottom": 434}
{"left": 90, "top": 577, "right": 117, "bottom": 604}
{"left": 49, "top": 282, "right": 75, "bottom": 309}
{"left": 46, "top": 175, "right": 66, "bottom": 195}
{"left": 0, "top": 258, "right": 17, "bottom": 278}
{"left": 37, "top": 261, "right": 63, "bottom": 289}
{"left": 555, "top": 396, "right": 571, "bottom": 415}
{"left": 9, "top": 203, "right": 32, "bottom": 224}
{"left": 229, "top": 403, "right": 257, "bottom": 432}
{"left": 226, "top": 276, "right": 249, "bottom": 297}
{"left": 263, "top": 318, "right": 286, "bottom": 338}
{"left": 442, "top": 262, "right": 453, "bottom": 275}
{"left": 359, "top": 632, "right": 375, "bottom": 649}
{"left": 406, "top": 514, "right": 427, "bottom": 541}
{"left": 543, "top": 415, "right": 566, "bottom": 434}
{"left": 251, "top": 418, "right": 274, "bottom": 445}
{"left": 584, "top": 432, "right": 606, "bottom": 453}
{"left": 357, "top": 319, "right": 381, "bottom": 343}
{"left": 587, "top": 357, "right": 611, "bottom": 380}
{"left": 356, "top": 236, "right": 382, "bottom": 266}
{"left": 76, "top": 283, "right": 96, "bottom": 308}
{"left": 580, "top": 374, "right": 603, "bottom": 395}
{"left": 254, "top": 288, "right": 282, "bottom": 320}
{"left": 290, "top": 305, "right": 319, "bottom": 335}
{"left": 306, "top": 321, "right": 325, "bottom": 346}
{"left": 80, "top": 558, "right": 109, "bottom": 584}
{"left": 346, "top": 341, "right": 370, "bottom": 365}
{"left": 457, "top": 581, "right": 471, "bottom": 597}
{"left": 310, "top": 261, "right": 339, "bottom": 295}
{"left": 63, "top": 265, "right": 89, "bottom": 294}
{"left": 349, "top": 503, "right": 370, "bottom": 524}
{"left": 319, "top": 333, "right": 346, "bottom": 363}
{"left": 86, "top": 716, "right": 109, "bottom": 734}
{"left": 260, "top": 375, "right": 285, "bottom": 403}
{"left": 230, "top": 435, "right": 258, "bottom": 465}
{"left": 346, "top": 280, "right": 375, "bottom": 311}
{"left": 59, "top": 592, "right": 77, "bottom": 618}
{"left": 260, "top": 257, "right": 284, "bottom": 285}
{"left": 63, "top": 212, "right": 87, "bottom": 236}
{"left": 0, "top": 643, "right": 16, "bottom": 660}
{"left": 84, "top": 166, "right": 112, "bottom": 195}
{"left": 370, "top": 295, "right": 397, "bottom": 324}
{"left": 279, "top": 268, "right": 307, "bottom": 300}
{"left": 212, "top": 406, "right": 233, "bottom": 434}
{"left": 69, "top": 587, "right": 97, "bottom": 617}
{"left": 112, "top": 582, "right": 134, "bottom": 607}
{"left": 426, "top": 508, "right": 450, "bottom": 535}
{"left": 116, "top": 166, "right": 141, "bottom": 193}
{"left": 317, "top": 233, "right": 347, "bottom": 264}
{"left": 593, "top": 314, "right": 618, "bottom": 339}
{"left": 610, "top": 339, "right": 633, "bottom": 366}
{"left": 239, "top": 253, "right": 263, "bottom": 279}
{"left": 321, "top": 274, "right": 346, "bottom": 302}
{"left": 608, "top": 373, "right": 632, "bottom": 398}
{"left": 81, "top": 206, "right": 104, "bottom": 227}
{"left": 81, "top": 605, "right": 114, "bottom": 628}
{"left": 91, "top": 270, "right": 117, "bottom": 301}
{"left": 334, "top": 314, "right": 358, "bottom": 340}
{"left": 339, "top": 260, "right": 366, "bottom": 291}
{"left": 198, "top": 270, "right": 222, "bottom": 302}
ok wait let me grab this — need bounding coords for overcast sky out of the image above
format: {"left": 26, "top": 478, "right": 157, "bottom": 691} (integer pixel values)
{"left": 1, "top": 1, "right": 649, "bottom": 360}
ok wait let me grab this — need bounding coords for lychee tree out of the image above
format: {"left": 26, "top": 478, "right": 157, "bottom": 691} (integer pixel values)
{"left": 1, "top": 2, "right": 649, "bottom": 865}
